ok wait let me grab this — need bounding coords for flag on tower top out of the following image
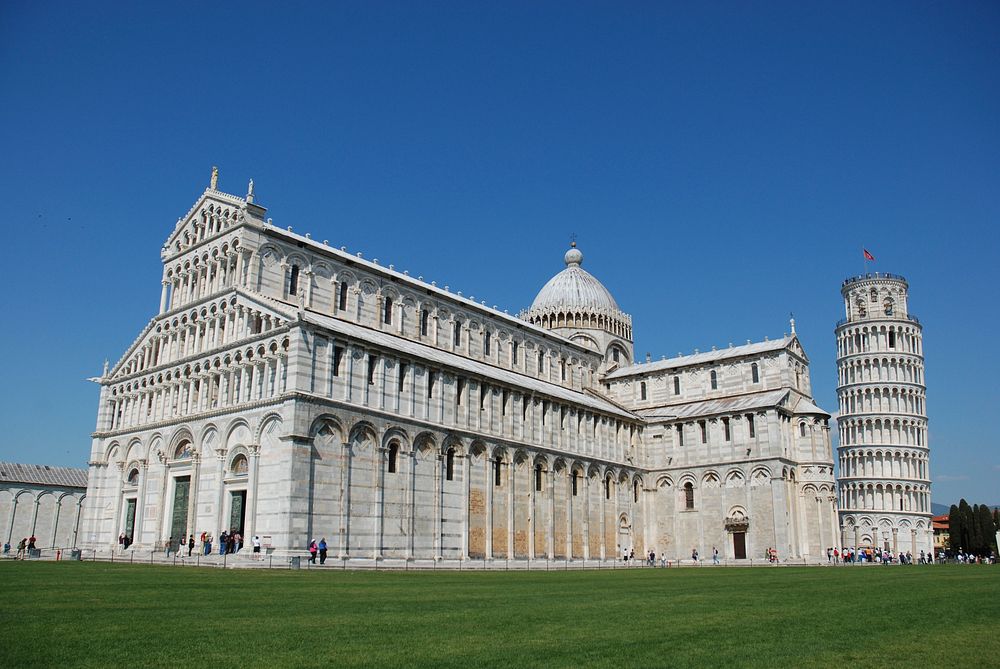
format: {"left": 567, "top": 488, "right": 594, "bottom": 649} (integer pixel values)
{"left": 863, "top": 249, "right": 875, "bottom": 261}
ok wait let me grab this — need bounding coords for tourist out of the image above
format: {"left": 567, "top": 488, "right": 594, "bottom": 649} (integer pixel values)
{"left": 3, "top": 542, "right": 9, "bottom": 555}
{"left": 166, "top": 536, "right": 173, "bottom": 557}
{"left": 712, "top": 547, "right": 719, "bottom": 565}
{"left": 16, "top": 538, "right": 27, "bottom": 560}
{"left": 691, "top": 548, "right": 698, "bottom": 563}
{"left": 308, "top": 539, "right": 318, "bottom": 564}
{"left": 219, "top": 530, "right": 228, "bottom": 555}
{"left": 252, "top": 535, "right": 261, "bottom": 560}
{"left": 827, "top": 547, "right": 832, "bottom": 563}
{"left": 28, "top": 534, "right": 36, "bottom": 551}
{"left": 187, "top": 534, "right": 194, "bottom": 556}
{"left": 204, "top": 533, "right": 212, "bottom": 555}
{"left": 319, "top": 538, "right": 328, "bottom": 564}
{"left": 118, "top": 533, "right": 125, "bottom": 551}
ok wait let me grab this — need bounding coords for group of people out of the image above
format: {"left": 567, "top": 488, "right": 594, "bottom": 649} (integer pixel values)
{"left": 307, "top": 538, "right": 329, "bottom": 564}
{"left": 953, "top": 551, "right": 996, "bottom": 564}
{"left": 117, "top": 533, "right": 133, "bottom": 551}
{"left": 164, "top": 530, "right": 247, "bottom": 557}
{"left": 827, "top": 546, "right": 934, "bottom": 564}
{"left": 7, "top": 535, "right": 37, "bottom": 559}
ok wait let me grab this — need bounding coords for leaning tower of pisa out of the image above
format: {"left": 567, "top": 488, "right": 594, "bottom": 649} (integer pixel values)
{"left": 835, "top": 273, "right": 933, "bottom": 557}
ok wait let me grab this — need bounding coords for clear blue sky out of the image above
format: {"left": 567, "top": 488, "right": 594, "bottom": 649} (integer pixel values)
{"left": 1, "top": 2, "right": 997, "bottom": 505}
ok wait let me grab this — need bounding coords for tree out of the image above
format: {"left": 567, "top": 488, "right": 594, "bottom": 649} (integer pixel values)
{"left": 948, "top": 504, "right": 961, "bottom": 554}
{"left": 978, "top": 504, "right": 997, "bottom": 555}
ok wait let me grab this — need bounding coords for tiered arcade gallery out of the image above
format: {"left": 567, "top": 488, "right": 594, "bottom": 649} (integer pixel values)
{"left": 81, "top": 174, "right": 838, "bottom": 563}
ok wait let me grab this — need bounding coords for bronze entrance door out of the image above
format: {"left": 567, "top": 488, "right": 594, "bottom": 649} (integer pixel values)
{"left": 170, "top": 476, "right": 191, "bottom": 544}
{"left": 124, "top": 499, "right": 137, "bottom": 542}
{"left": 229, "top": 490, "right": 247, "bottom": 535}
{"left": 733, "top": 532, "right": 747, "bottom": 560}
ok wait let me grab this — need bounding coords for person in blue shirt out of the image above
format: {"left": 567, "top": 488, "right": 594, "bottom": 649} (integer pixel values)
{"left": 318, "top": 538, "right": 328, "bottom": 565}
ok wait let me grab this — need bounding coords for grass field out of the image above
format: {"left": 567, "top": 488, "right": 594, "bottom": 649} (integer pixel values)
{"left": 1, "top": 562, "right": 997, "bottom": 668}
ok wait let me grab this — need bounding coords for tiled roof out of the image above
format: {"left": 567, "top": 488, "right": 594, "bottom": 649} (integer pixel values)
{"left": 0, "top": 461, "right": 88, "bottom": 488}
{"left": 605, "top": 337, "right": 793, "bottom": 380}
{"left": 635, "top": 389, "right": 790, "bottom": 421}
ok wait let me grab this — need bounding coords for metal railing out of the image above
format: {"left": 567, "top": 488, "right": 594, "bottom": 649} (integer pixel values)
{"left": 842, "top": 272, "right": 908, "bottom": 287}
{"left": 835, "top": 313, "right": 920, "bottom": 328}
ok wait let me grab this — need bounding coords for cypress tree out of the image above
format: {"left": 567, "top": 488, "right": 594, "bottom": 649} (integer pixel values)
{"left": 978, "top": 504, "right": 996, "bottom": 555}
{"left": 958, "top": 499, "right": 974, "bottom": 553}
{"left": 948, "top": 504, "right": 960, "bottom": 554}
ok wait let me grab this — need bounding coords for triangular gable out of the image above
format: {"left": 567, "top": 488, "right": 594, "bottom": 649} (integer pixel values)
{"left": 163, "top": 189, "right": 250, "bottom": 259}
{"left": 786, "top": 334, "right": 809, "bottom": 363}
{"left": 108, "top": 289, "right": 296, "bottom": 381}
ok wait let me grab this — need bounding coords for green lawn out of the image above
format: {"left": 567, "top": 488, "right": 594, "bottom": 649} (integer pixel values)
{"left": 1, "top": 562, "right": 997, "bottom": 668}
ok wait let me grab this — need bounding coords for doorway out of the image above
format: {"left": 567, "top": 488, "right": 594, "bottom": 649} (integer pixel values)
{"left": 229, "top": 490, "right": 247, "bottom": 535}
{"left": 124, "top": 498, "right": 137, "bottom": 543}
{"left": 170, "top": 476, "right": 191, "bottom": 544}
{"left": 732, "top": 532, "right": 747, "bottom": 559}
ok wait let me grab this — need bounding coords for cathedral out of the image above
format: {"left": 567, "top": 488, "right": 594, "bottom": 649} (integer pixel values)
{"left": 81, "top": 172, "right": 838, "bottom": 563}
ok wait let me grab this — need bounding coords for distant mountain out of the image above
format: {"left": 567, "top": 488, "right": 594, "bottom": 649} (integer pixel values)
{"left": 930, "top": 502, "right": 1000, "bottom": 515}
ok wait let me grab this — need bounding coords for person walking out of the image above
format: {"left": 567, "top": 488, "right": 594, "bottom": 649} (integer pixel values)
{"left": 252, "top": 535, "right": 262, "bottom": 560}
{"left": 166, "top": 536, "right": 173, "bottom": 558}
{"left": 691, "top": 548, "right": 699, "bottom": 563}
{"left": 712, "top": 547, "right": 719, "bottom": 565}
{"left": 219, "top": 530, "right": 228, "bottom": 556}
{"left": 308, "top": 540, "right": 318, "bottom": 564}
{"left": 187, "top": 534, "right": 194, "bottom": 556}
{"left": 16, "top": 538, "right": 27, "bottom": 560}
{"left": 319, "top": 538, "right": 328, "bottom": 565}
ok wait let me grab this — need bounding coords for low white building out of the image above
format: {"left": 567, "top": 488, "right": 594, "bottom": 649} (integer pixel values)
{"left": 80, "top": 171, "right": 837, "bottom": 562}
{"left": 1, "top": 462, "right": 87, "bottom": 550}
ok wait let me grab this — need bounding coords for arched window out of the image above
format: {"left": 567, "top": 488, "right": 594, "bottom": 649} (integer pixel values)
{"left": 673, "top": 376, "right": 681, "bottom": 395}
{"left": 751, "top": 363, "right": 759, "bottom": 384}
{"left": 684, "top": 482, "right": 695, "bottom": 510}
{"left": 633, "top": 479, "right": 639, "bottom": 503}
{"left": 799, "top": 423, "right": 806, "bottom": 438}
{"left": 231, "top": 454, "right": 248, "bottom": 476}
{"left": 383, "top": 297, "right": 393, "bottom": 325}
{"left": 420, "top": 309, "right": 429, "bottom": 336}
{"left": 453, "top": 321, "right": 462, "bottom": 347}
{"left": 538, "top": 351, "right": 545, "bottom": 376}
{"left": 445, "top": 447, "right": 455, "bottom": 481}
{"left": 710, "top": 370, "right": 717, "bottom": 390}
{"left": 871, "top": 288, "right": 878, "bottom": 303}
{"left": 535, "top": 464, "right": 543, "bottom": 492}
{"left": 494, "top": 455, "right": 502, "bottom": 486}
{"left": 387, "top": 442, "right": 398, "bottom": 473}
{"left": 512, "top": 341, "right": 519, "bottom": 365}
{"left": 612, "top": 348, "right": 620, "bottom": 363}
{"left": 288, "top": 264, "right": 299, "bottom": 296}
{"left": 572, "top": 471, "right": 579, "bottom": 496}
{"left": 126, "top": 468, "right": 139, "bottom": 486}
{"left": 605, "top": 477, "right": 611, "bottom": 499}
{"left": 484, "top": 330, "right": 491, "bottom": 356}
{"left": 857, "top": 299, "right": 867, "bottom": 317}
{"left": 746, "top": 413, "right": 756, "bottom": 438}
{"left": 722, "top": 417, "right": 731, "bottom": 441}
{"left": 699, "top": 420, "right": 707, "bottom": 443}
{"left": 367, "top": 355, "right": 377, "bottom": 385}
{"left": 640, "top": 382, "right": 647, "bottom": 400}
{"left": 884, "top": 299, "right": 894, "bottom": 316}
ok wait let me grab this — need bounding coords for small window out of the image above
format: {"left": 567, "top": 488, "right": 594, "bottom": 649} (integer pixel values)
{"left": 420, "top": 309, "right": 429, "bottom": 336}
{"left": 674, "top": 376, "right": 681, "bottom": 395}
{"left": 338, "top": 281, "right": 348, "bottom": 311}
{"left": 332, "top": 346, "right": 342, "bottom": 377}
{"left": 126, "top": 468, "right": 139, "bottom": 486}
{"left": 633, "top": 480, "right": 639, "bottom": 503}
{"left": 747, "top": 413, "right": 756, "bottom": 438}
{"left": 453, "top": 321, "right": 462, "bottom": 347}
{"left": 710, "top": 370, "right": 717, "bottom": 390}
{"left": 427, "top": 371, "right": 435, "bottom": 399}
{"left": 560, "top": 360, "right": 566, "bottom": 381}
{"left": 535, "top": 464, "right": 543, "bottom": 492}
{"left": 388, "top": 442, "right": 398, "bottom": 474}
{"left": 699, "top": 420, "right": 707, "bottom": 443}
{"left": 676, "top": 425, "right": 684, "bottom": 447}
{"left": 684, "top": 482, "right": 694, "bottom": 510}
{"left": 888, "top": 331, "right": 896, "bottom": 348}
{"left": 538, "top": 351, "right": 545, "bottom": 376}
{"left": 383, "top": 297, "right": 393, "bottom": 325}
{"left": 884, "top": 299, "right": 894, "bottom": 316}
{"left": 456, "top": 378, "right": 464, "bottom": 406}
{"left": 751, "top": 363, "right": 759, "bottom": 384}
{"left": 367, "top": 355, "right": 377, "bottom": 385}
{"left": 612, "top": 348, "right": 620, "bottom": 363}
{"left": 605, "top": 477, "right": 611, "bottom": 499}
{"left": 501, "top": 389, "right": 508, "bottom": 416}
{"left": 722, "top": 417, "right": 731, "bottom": 441}
{"left": 288, "top": 264, "right": 299, "bottom": 296}
{"left": 494, "top": 455, "right": 502, "bottom": 486}
{"left": 484, "top": 331, "right": 491, "bottom": 356}
{"left": 799, "top": 422, "right": 806, "bottom": 437}
{"left": 480, "top": 383, "right": 487, "bottom": 410}
{"left": 446, "top": 448, "right": 455, "bottom": 481}
{"left": 640, "top": 382, "right": 647, "bottom": 401}
{"left": 398, "top": 363, "right": 407, "bottom": 393}
{"left": 572, "top": 471, "right": 579, "bottom": 497}
{"left": 512, "top": 341, "right": 519, "bottom": 365}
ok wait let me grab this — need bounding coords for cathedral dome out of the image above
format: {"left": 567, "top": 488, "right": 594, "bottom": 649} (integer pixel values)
{"left": 529, "top": 244, "right": 621, "bottom": 312}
